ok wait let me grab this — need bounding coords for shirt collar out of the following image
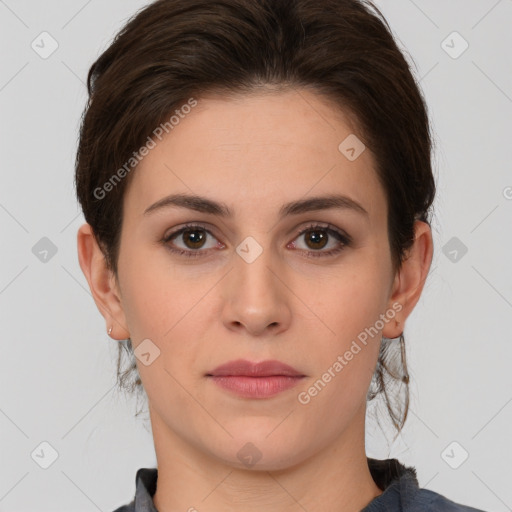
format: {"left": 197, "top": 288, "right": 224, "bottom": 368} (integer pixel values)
{"left": 129, "top": 457, "right": 418, "bottom": 511}
{"left": 362, "top": 457, "right": 420, "bottom": 511}
{"left": 133, "top": 467, "right": 158, "bottom": 512}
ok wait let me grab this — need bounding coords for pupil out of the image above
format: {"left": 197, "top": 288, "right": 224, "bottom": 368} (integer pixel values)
{"left": 185, "top": 229, "right": 204, "bottom": 248}
{"left": 181, "top": 228, "right": 329, "bottom": 251}
{"left": 308, "top": 229, "right": 327, "bottom": 249}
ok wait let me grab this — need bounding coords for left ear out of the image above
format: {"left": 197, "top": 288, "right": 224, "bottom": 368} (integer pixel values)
{"left": 382, "top": 220, "right": 434, "bottom": 339}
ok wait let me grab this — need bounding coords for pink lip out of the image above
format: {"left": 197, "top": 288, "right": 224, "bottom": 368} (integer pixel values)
{"left": 208, "top": 359, "right": 304, "bottom": 377}
{"left": 207, "top": 359, "right": 305, "bottom": 399}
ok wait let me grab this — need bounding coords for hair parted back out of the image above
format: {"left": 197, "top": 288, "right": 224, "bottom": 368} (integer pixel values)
{"left": 75, "top": 0, "right": 436, "bottom": 433}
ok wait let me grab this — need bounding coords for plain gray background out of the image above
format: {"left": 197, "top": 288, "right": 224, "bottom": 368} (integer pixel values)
{"left": 1, "top": 0, "right": 511, "bottom": 511}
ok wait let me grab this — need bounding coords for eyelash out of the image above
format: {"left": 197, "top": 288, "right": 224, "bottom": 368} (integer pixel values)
{"left": 161, "top": 222, "right": 352, "bottom": 259}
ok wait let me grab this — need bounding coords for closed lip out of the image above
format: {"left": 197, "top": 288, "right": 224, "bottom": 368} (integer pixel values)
{"left": 207, "top": 359, "right": 305, "bottom": 377}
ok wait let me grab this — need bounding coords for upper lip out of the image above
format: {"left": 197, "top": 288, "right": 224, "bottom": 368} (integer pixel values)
{"left": 207, "top": 359, "right": 305, "bottom": 377}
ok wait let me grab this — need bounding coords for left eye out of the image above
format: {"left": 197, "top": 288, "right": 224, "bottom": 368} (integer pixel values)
{"left": 162, "top": 223, "right": 351, "bottom": 258}
{"left": 290, "top": 225, "right": 347, "bottom": 252}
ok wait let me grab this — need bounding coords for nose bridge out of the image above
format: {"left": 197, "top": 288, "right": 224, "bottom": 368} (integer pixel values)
{"left": 222, "top": 232, "right": 291, "bottom": 335}
{"left": 233, "top": 232, "right": 281, "bottom": 298}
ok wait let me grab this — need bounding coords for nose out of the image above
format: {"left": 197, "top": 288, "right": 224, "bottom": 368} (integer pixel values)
{"left": 220, "top": 241, "right": 292, "bottom": 337}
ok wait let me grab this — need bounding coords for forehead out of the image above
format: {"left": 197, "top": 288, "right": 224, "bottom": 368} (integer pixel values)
{"left": 123, "top": 88, "right": 386, "bottom": 222}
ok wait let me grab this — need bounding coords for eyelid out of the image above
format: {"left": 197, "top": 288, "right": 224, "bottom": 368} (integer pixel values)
{"left": 162, "top": 221, "right": 351, "bottom": 257}
{"left": 162, "top": 222, "right": 223, "bottom": 252}
{"left": 162, "top": 221, "right": 217, "bottom": 241}
{"left": 290, "top": 222, "right": 352, "bottom": 243}
{"left": 163, "top": 221, "right": 350, "bottom": 242}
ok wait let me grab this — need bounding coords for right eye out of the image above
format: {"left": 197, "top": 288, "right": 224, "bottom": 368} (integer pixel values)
{"left": 162, "top": 223, "right": 224, "bottom": 257}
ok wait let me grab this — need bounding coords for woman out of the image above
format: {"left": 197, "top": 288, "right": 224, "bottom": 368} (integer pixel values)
{"left": 75, "top": 0, "right": 486, "bottom": 510}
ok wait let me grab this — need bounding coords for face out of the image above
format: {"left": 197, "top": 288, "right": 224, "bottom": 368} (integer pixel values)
{"left": 111, "top": 88, "right": 403, "bottom": 470}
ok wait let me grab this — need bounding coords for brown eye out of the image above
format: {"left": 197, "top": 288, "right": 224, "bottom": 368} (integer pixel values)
{"left": 163, "top": 224, "right": 221, "bottom": 257}
{"left": 290, "top": 223, "right": 351, "bottom": 258}
{"left": 181, "top": 228, "right": 207, "bottom": 249}
{"left": 304, "top": 228, "right": 329, "bottom": 250}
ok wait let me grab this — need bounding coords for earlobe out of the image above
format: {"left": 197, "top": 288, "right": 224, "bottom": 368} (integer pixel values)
{"left": 382, "top": 220, "right": 433, "bottom": 339}
{"left": 76, "top": 223, "right": 130, "bottom": 339}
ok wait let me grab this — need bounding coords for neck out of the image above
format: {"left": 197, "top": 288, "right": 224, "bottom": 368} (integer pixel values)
{"left": 151, "top": 402, "right": 382, "bottom": 512}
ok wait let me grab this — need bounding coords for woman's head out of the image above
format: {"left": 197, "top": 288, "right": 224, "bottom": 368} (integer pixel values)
{"left": 75, "top": 0, "right": 435, "bottom": 462}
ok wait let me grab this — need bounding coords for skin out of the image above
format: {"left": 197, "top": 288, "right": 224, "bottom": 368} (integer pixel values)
{"left": 78, "top": 88, "right": 433, "bottom": 512}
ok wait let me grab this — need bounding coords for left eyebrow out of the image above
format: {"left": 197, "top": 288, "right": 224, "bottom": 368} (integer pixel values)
{"left": 143, "top": 192, "right": 369, "bottom": 219}
{"left": 279, "top": 194, "right": 368, "bottom": 219}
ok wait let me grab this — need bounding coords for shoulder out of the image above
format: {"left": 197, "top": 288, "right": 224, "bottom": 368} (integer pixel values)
{"left": 111, "top": 467, "right": 158, "bottom": 512}
{"left": 411, "top": 488, "right": 487, "bottom": 512}
{"left": 365, "top": 458, "right": 487, "bottom": 512}
{"left": 111, "top": 501, "right": 135, "bottom": 512}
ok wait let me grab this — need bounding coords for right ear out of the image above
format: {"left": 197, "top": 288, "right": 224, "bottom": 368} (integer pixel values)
{"left": 76, "top": 223, "right": 130, "bottom": 340}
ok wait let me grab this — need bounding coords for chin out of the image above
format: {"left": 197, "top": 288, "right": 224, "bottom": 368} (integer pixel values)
{"left": 206, "top": 431, "right": 312, "bottom": 473}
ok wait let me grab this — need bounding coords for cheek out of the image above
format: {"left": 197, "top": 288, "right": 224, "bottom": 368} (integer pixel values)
{"left": 296, "top": 260, "right": 388, "bottom": 388}
{"left": 295, "top": 275, "right": 385, "bottom": 418}
{"left": 117, "top": 242, "right": 192, "bottom": 338}
{"left": 303, "top": 262, "right": 389, "bottom": 342}
{"left": 117, "top": 250, "right": 214, "bottom": 383}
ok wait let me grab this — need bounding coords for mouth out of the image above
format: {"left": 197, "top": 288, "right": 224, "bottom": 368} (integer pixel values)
{"left": 206, "top": 359, "right": 306, "bottom": 399}
{"left": 207, "top": 358, "right": 305, "bottom": 377}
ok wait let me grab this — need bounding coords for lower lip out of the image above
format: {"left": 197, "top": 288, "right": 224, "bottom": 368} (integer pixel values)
{"left": 209, "top": 375, "right": 304, "bottom": 398}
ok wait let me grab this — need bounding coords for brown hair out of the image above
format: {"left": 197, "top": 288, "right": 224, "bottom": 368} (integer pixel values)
{"left": 75, "top": 0, "right": 436, "bottom": 432}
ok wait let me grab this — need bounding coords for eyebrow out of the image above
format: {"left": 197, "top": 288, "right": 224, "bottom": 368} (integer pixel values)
{"left": 143, "top": 193, "right": 369, "bottom": 219}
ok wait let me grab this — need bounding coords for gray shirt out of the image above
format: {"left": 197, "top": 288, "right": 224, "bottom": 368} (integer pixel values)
{"left": 112, "top": 458, "right": 486, "bottom": 511}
